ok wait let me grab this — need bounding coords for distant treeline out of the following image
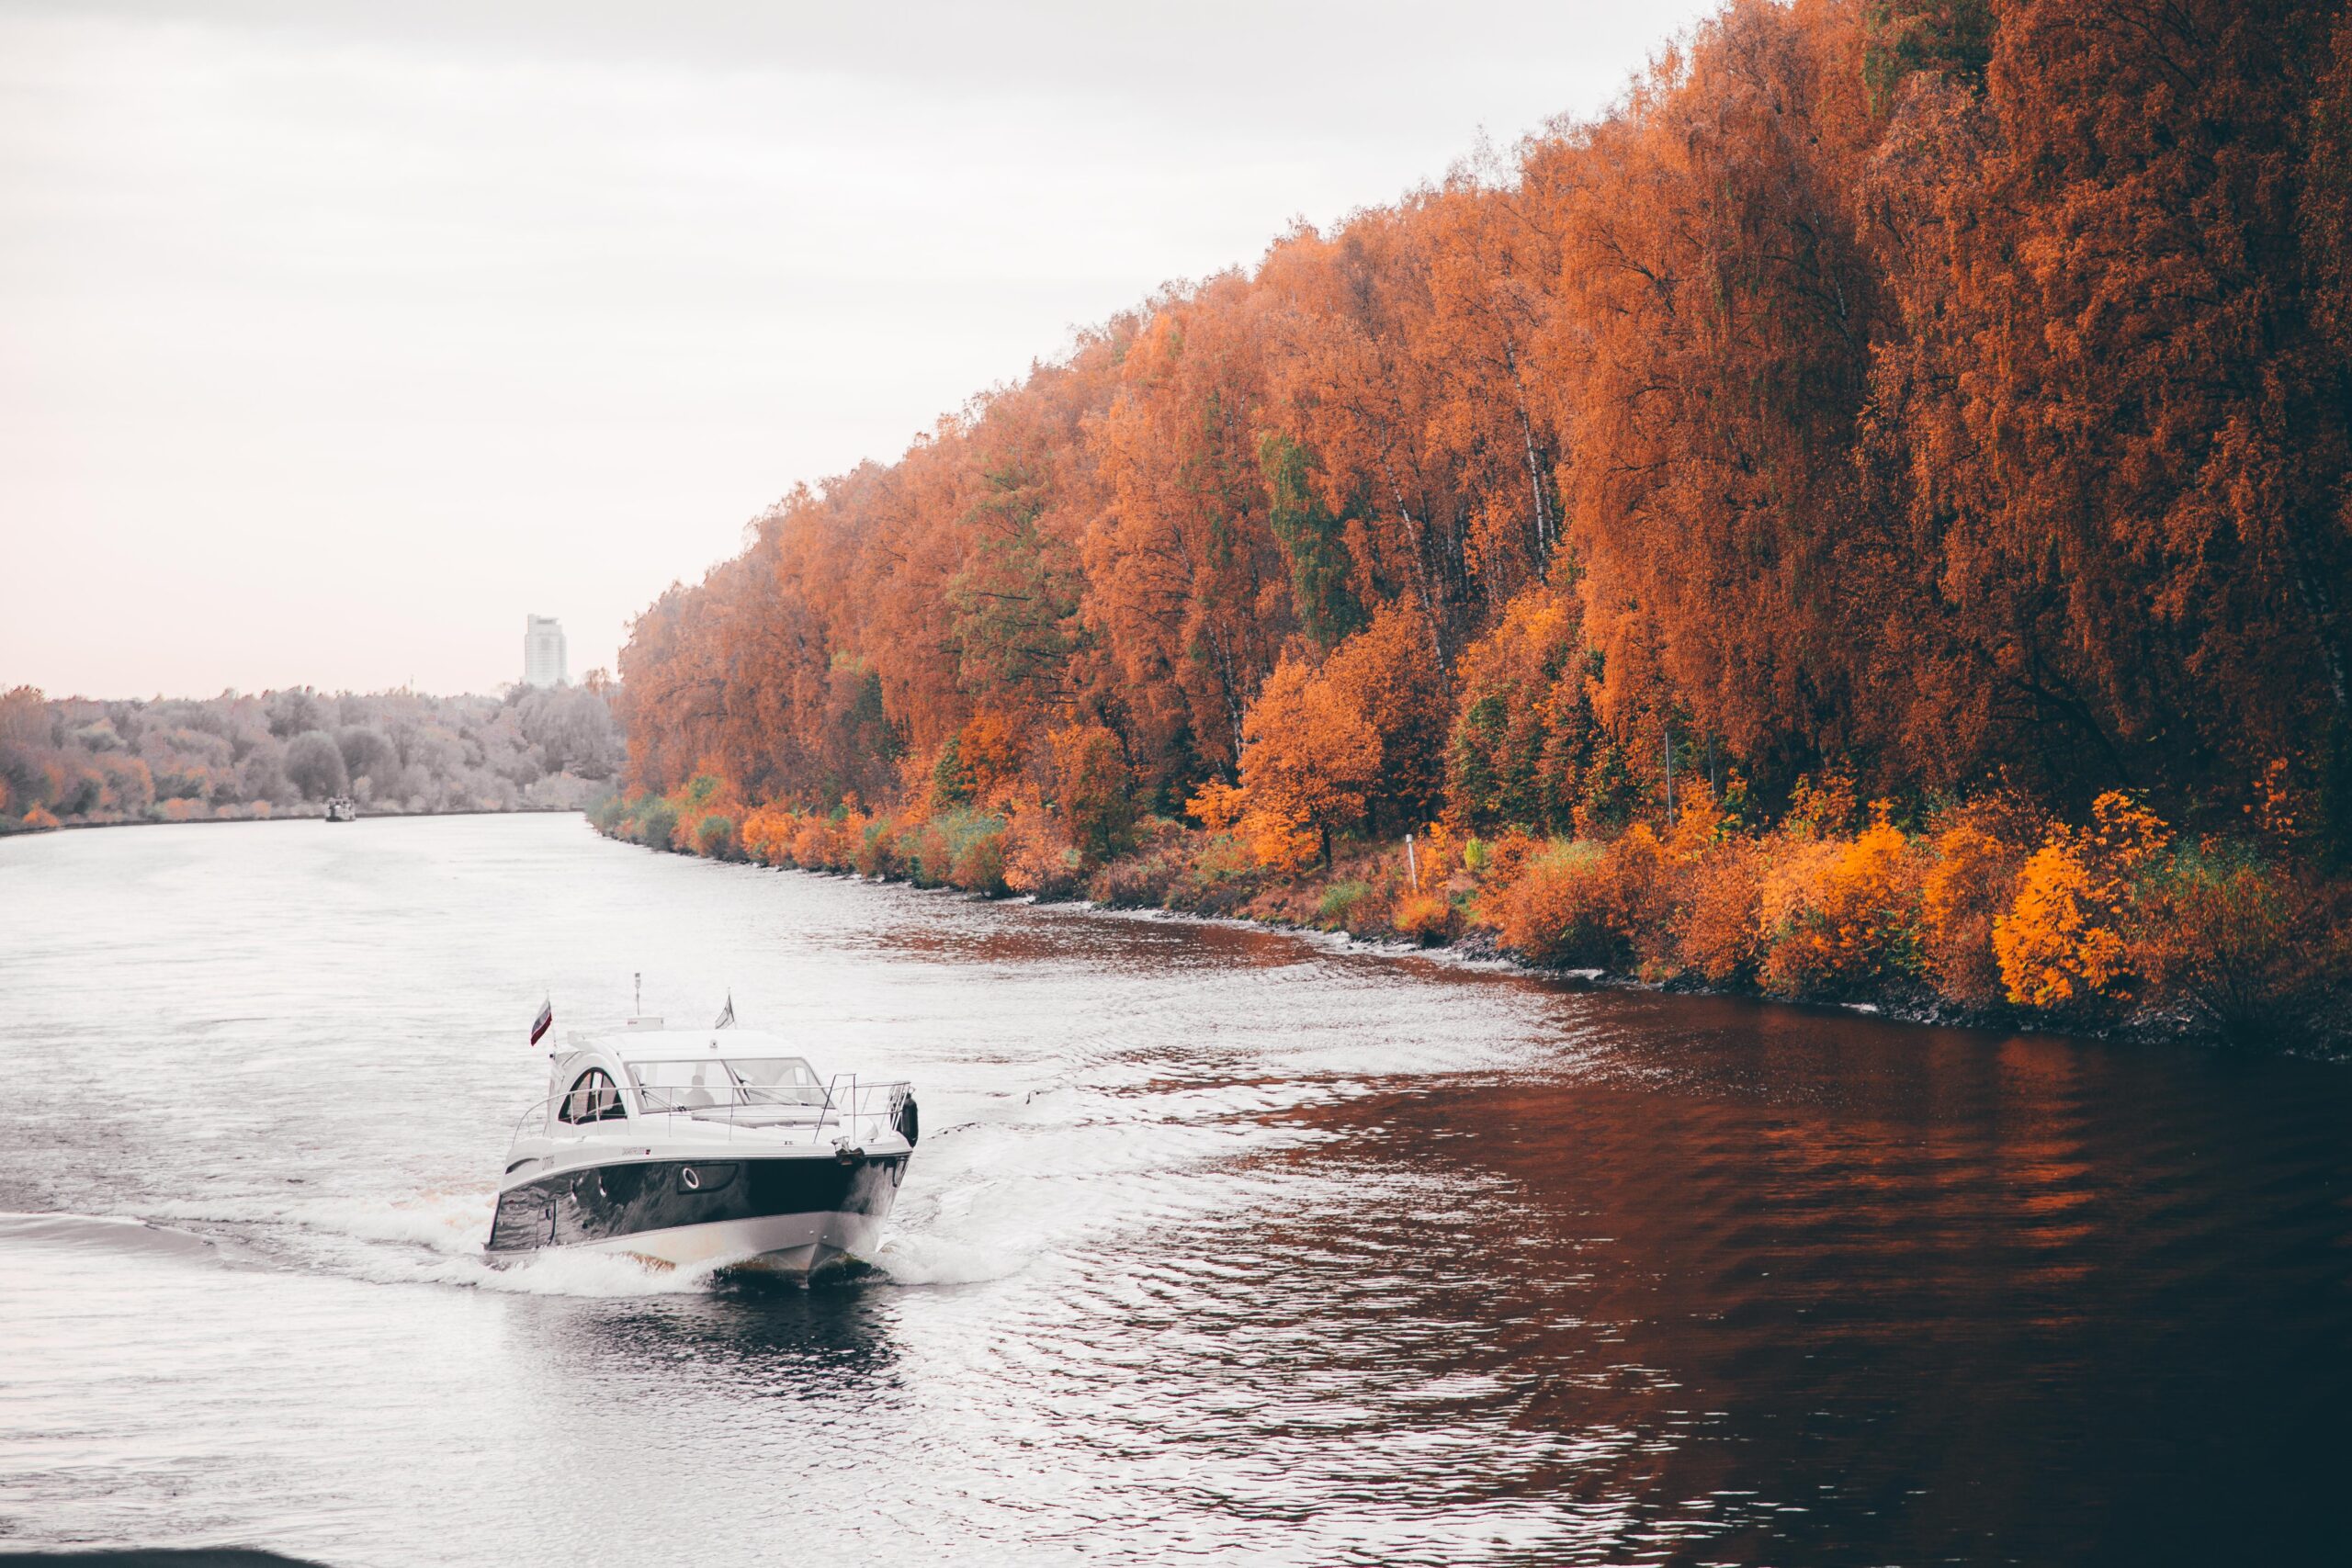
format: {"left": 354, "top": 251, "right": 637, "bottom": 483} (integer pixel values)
{"left": 0, "top": 682, "right": 620, "bottom": 830}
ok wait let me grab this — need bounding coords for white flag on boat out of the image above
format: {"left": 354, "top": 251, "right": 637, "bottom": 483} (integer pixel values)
{"left": 529, "top": 998, "right": 553, "bottom": 1045}
{"left": 713, "top": 993, "right": 736, "bottom": 1029}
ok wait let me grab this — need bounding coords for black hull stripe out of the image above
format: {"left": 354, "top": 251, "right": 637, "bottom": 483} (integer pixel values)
{"left": 487, "top": 1155, "right": 907, "bottom": 1253}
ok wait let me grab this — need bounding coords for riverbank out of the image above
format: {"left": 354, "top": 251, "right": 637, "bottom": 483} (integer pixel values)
{"left": 6, "top": 801, "right": 605, "bottom": 834}
{"left": 592, "top": 782, "right": 2352, "bottom": 1060}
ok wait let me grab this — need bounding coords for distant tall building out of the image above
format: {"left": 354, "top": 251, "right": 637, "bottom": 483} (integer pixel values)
{"left": 524, "top": 615, "right": 568, "bottom": 689}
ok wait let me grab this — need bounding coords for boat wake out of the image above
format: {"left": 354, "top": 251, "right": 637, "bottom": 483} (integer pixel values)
{"left": 113, "top": 1189, "right": 736, "bottom": 1297}
{"left": 14, "top": 1055, "right": 1323, "bottom": 1303}
{"left": 870, "top": 1230, "right": 1025, "bottom": 1286}
{"left": 45, "top": 1152, "right": 1022, "bottom": 1299}
{"left": 0, "top": 1210, "right": 224, "bottom": 1259}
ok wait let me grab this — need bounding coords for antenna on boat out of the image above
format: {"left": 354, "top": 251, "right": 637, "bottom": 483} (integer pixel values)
{"left": 634, "top": 972, "right": 642, "bottom": 1017}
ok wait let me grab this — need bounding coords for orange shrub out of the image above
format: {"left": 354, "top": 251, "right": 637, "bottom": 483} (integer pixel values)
{"left": 1995, "top": 840, "right": 2130, "bottom": 1012}
{"left": 741, "top": 805, "right": 797, "bottom": 865}
{"left": 1757, "top": 818, "right": 1925, "bottom": 998}
{"left": 854, "top": 818, "right": 900, "bottom": 878}
{"left": 1666, "top": 779, "right": 1731, "bottom": 857}
{"left": 1494, "top": 840, "right": 1615, "bottom": 964}
{"left": 1919, "top": 822, "right": 2019, "bottom": 1006}
{"left": 1090, "top": 848, "right": 1182, "bottom": 908}
{"left": 1184, "top": 775, "right": 1317, "bottom": 873}
{"left": 1674, "top": 836, "right": 1763, "bottom": 984}
{"left": 795, "top": 814, "right": 852, "bottom": 871}
{"left": 1391, "top": 890, "right": 1458, "bottom": 945}
{"left": 1189, "top": 830, "right": 1257, "bottom": 885}
{"left": 1611, "top": 825, "right": 1678, "bottom": 976}
{"left": 2250, "top": 756, "right": 2303, "bottom": 850}
{"left": 901, "top": 807, "right": 1007, "bottom": 892}
{"left": 1491, "top": 828, "right": 1669, "bottom": 970}
{"left": 1002, "top": 797, "right": 1082, "bottom": 897}
{"left": 1474, "top": 828, "right": 1543, "bottom": 896}
{"left": 20, "top": 804, "right": 60, "bottom": 830}
{"left": 1231, "top": 649, "right": 1382, "bottom": 870}
{"left": 908, "top": 824, "right": 951, "bottom": 885}
{"left": 1993, "top": 792, "right": 2170, "bottom": 1015}
{"left": 2083, "top": 790, "right": 2171, "bottom": 873}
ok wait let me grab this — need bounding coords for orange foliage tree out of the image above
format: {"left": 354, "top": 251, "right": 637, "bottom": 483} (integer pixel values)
{"left": 600, "top": 0, "right": 2352, "bottom": 1024}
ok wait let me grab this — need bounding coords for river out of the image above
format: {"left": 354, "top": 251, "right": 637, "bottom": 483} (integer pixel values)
{"left": 1, "top": 814, "right": 2346, "bottom": 1565}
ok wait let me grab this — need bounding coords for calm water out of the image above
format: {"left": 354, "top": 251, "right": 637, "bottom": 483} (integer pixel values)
{"left": 2, "top": 815, "right": 2347, "bottom": 1565}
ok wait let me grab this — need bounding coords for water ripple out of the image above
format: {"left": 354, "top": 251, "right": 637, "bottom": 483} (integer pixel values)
{"left": 2, "top": 818, "right": 2350, "bottom": 1563}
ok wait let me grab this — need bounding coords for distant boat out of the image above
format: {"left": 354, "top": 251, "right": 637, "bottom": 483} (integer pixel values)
{"left": 324, "top": 795, "right": 358, "bottom": 822}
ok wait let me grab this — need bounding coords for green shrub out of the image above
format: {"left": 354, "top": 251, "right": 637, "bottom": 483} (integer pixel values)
{"left": 1318, "top": 879, "right": 1372, "bottom": 928}
{"left": 854, "top": 819, "right": 900, "bottom": 878}
{"left": 634, "top": 796, "right": 680, "bottom": 851}
{"left": 907, "top": 808, "right": 1007, "bottom": 891}
{"left": 590, "top": 792, "right": 630, "bottom": 834}
{"left": 693, "top": 812, "right": 739, "bottom": 860}
{"left": 949, "top": 829, "right": 1008, "bottom": 896}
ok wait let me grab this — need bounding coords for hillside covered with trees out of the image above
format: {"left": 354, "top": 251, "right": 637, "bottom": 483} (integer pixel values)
{"left": 602, "top": 0, "right": 2352, "bottom": 1043}
{"left": 0, "top": 682, "right": 620, "bottom": 829}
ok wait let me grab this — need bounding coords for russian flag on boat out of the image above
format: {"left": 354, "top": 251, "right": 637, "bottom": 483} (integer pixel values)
{"left": 528, "top": 998, "right": 553, "bottom": 1045}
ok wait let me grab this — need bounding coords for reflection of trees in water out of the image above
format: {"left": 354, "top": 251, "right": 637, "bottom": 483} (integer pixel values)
{"left": 1262, "top": 997, "right": 2352, "bottom": 1564}
{"left": 875, "top": 896, "right": 1368, "bottom": 972}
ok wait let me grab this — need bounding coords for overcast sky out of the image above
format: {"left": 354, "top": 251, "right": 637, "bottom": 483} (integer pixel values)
{"left": 0, "top": 0, "right": 1714, "bottom": 699}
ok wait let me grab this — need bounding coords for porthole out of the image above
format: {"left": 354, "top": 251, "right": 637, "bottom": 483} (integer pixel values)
{"left": 673, "top": 1162, "right": 737, "bottom": 1195}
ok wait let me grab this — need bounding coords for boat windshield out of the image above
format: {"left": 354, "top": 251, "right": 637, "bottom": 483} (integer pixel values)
{"left": 726, "top": 1057, "right": 828, "bottom": 1107}
{"left": 629, "top": 1056, "right": 825, "bottom": 1112}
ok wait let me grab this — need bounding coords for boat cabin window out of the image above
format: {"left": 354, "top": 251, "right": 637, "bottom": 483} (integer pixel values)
{"left": 558, "top": 1068, "right": 626, "bottom": 1124}
{"left": 629, "top": 1059, "right": 732, "bottom": 1111}
{"left": 727, "top": 1057, "right": 826, "bottom": 1107}
{"left": 628, "top": 1056, "right": 824, "bottom": 1111}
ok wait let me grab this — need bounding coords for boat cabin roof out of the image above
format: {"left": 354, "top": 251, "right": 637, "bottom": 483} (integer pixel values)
{"left": 566, "top": 1024, "right": 806, "bottom": 1066}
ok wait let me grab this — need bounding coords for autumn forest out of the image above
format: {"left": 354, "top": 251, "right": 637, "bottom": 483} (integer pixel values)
{"left": 601, "top": 0, "right": 2352, "bottom": 1043}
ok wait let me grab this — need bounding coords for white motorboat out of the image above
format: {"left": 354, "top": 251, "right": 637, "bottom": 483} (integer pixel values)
{"left": 489, "top": 1013, "right": 917, "bottom": 1275}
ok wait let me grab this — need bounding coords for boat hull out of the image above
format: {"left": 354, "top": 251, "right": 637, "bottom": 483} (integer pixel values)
{"left": 487, "top": 1152, "right": 906, "bottom": 1272}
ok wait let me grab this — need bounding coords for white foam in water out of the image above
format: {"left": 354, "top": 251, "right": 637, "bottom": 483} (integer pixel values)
{"left": 128, "top": 1182, "right": 1043, "bottom": 1297}
{"left": 366, "top": 1240, "right": 741, "bottom": 1298}
{"left": 130, "top": 1187, "right": 735, "bottom": 1298}
{"left": 872, "top": 1230, "right": 1025, "bottom": 1287}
